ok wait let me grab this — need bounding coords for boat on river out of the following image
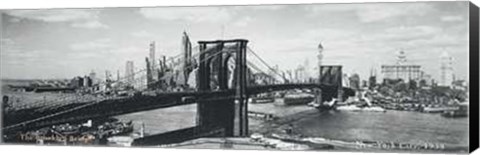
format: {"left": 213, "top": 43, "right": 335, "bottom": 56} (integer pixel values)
{"left": 335, "top": 105, "right": 386, "bottom": 112}
{"left": 441, "top": 103, "right": 468, "bottom": 118}
{"left": 422, "top": 106, "right": 459, "bottom": 113}
{"left": 10, "top": 118, "right": 134, "bottom": 145}
{"left": 283, "top": 92, "right": 314, "bottom": 106}
{"left": 251, "top": 93, "right": 275, "bottom": 104}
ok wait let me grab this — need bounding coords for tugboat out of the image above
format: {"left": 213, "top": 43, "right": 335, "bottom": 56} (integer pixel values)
{"left": 441, "top": 102, "right": 468, "bottom": 118}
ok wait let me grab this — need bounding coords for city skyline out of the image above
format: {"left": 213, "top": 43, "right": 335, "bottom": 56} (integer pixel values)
{"left": 1, "top": 2, "right": 474, "bottom": 152}
{"left": 1, "top": 2, "right": 470, "bottom": 82}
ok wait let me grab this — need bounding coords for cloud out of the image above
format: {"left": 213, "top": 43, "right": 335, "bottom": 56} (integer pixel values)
{"left": 308, "top": 3, "right": 434, "bottom": 23}
{"left": 1, "top": 38, "right": 21, "bottom": 55}
{"left": 374, "top": 25, "right": 442, "bottom": 42}
{"left": 356, "top": 3, "right": 433, "bottom": 23}
{"left": 131, "top": 30, "right": 155, "bottom": 38}
{"left": 6, "top": 9, "right": 93, "bottom": 22}
{"left": 233, "top": 16, "right": 253, "bottom": 27}
{"left": 404, "top": 33, "right": 466, "bottom": 49}
{"left": 242, "top": 5, "right": 287, "bottom": 11}
{"left": 1, "top": 38, "right": 15, "bottom": 47}
{"left": 139, "top": 7, "right": 232, "bottom": 23}
{"left": 70, "top": 38, "right": 112, "bottom": 51}
{"left": 8, "top": 17, "right": 21, "bottom": 23}
{"left": 5, "top": 9, "right": 108, "bottom": 29}
{"left": 441, "top": 15, "right": 463, "bottom": 22}
{"left": 71, "top": 20, "right": 108, "bottom": 29}
{"left": 268, "top": 28, "right": 358, "bottom": 53}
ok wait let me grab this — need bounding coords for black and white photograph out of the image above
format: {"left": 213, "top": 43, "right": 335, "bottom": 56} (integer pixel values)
{"left": 0, "top": 1, "right": 478, "bottom": 154}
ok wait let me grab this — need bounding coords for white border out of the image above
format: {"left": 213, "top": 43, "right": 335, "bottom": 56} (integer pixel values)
{"left": 0, "top": 0, "right": 479, "bottom": 155}
{"left": 0, "top": 0, "right": 477, "bottom": 9}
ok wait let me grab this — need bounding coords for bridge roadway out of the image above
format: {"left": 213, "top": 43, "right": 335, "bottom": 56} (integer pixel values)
{"left": 3, "top": 83, "right": 350, "bottom": 134}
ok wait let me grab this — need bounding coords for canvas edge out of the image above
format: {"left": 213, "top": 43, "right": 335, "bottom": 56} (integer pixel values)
{"left": 469, "top": 1, "right": 480, "bottom": 153}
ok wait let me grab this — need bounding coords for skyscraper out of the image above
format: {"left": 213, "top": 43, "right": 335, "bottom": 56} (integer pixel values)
{"left": 125, "top": 61, "right": 135, "bottom": 86}
{"left": 440, "top": 51, "right": 454, "bottom": 87}
{"left": 381, "top": 51, "right": 422, "bottom": 81}
{"left": 89, "top": 70, "right": 96, "bottom": 85}
{"left": 349, "top": 73, "right": 360, "bottom": 90}
{"left": 294, "top": 64, "right": 306, "bottom": 83}
{"left": 317, "top": 42, "right": 324, "bottom": 79}
{"left": 179, "top": 31, "right": 193, "bottom": 86}
{"left": 145, "top": 57, "right": 153, "bottom": 89}
{"left": 303, "top": 58, "right": 311, "bottom": 80}
{"left": 149, "top": 41, "right": 158, "bottom": 81}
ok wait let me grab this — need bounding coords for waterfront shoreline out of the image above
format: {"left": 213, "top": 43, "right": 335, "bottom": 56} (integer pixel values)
{"left": 246, "top": 103, "right": 469, "bottom": 153}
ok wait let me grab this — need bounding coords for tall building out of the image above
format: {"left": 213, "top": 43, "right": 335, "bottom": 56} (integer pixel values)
{"left": 83, "top": 76, "right": 89, "bottom": 87}
{"left": 440, "top": 51, "right": 454, "bottom": 87}
{"left": 381, "top": 51, "right": 422, "bottom": 82}
{"left": 267, "top": 65, "right": 280, "bottom": 84}
{"left": 145, "top": 57, "right": 153, "bottom": 89}
{"left": 368, "top": 68, "right": 377, "bottom": 89}
{"left": 105, "top": 70, "right": 112, "bottom": 81}
{"left": 116, "top": 70, "right": 120, "bottom": 81}
{"left": 317, "top": 42, "right": 324, "bottom": 79}
{"left": 349, "top": 73, "right": 360, "bottom": 90}
{"left": 125, "top": 61, "right": 135, "bottom": 86}
{"left": 303, "top": 58, "right": 310, "bottom": 79}
{"left": 89, "top": 70, "right": 96, "bottom": 85}
{"left": 179, "top": 31, "right": 193, "bottom": 86}
{"left": 149, "top": 41, "right": 158, "bottom": 81}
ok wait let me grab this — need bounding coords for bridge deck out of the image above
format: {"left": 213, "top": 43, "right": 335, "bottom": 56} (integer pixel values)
{"left": 3, "top": 84, "right": 350, "bottom": 134}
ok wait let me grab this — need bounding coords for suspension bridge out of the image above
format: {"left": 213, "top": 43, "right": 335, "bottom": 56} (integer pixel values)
{"left": 2, "top": 39, "right": 354, "bottom": 145}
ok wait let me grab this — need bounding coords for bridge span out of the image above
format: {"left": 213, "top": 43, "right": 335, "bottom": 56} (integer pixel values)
{"left": 2, "top": 83, "right": 352, "bottom": 134}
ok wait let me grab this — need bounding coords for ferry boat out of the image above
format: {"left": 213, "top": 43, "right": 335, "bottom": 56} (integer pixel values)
{"left": 422, "top": 106, "right": 459, "bottom": 113}
{"left": 248, "top": 111, "right": 276, "bottom": 121}
{"left": 283, "top": 92, "right": 314, "bottom": 106}
{"left": 251, "top": 93, "right": 275, "bottom": 104}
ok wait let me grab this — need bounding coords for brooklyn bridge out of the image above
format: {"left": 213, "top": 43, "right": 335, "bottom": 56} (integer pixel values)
{"left": 2, "top": 38, "right": 354, "bottom": 145}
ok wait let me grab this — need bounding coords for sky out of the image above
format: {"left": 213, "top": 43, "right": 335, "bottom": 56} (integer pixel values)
{"left": 0, "top": 1, "right": 470, "bottom": 82}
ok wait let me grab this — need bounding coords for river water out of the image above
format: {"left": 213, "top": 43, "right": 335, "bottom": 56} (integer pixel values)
{"left": 294, "top": 110, "right": 469, "bottom": 149}
{"left": 113, "top": 102, "right": 469, "bottom": 152}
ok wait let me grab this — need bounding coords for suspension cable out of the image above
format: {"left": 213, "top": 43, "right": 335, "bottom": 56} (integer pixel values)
{"left": 246, "top": 47, "right": 287, "bottom": 82}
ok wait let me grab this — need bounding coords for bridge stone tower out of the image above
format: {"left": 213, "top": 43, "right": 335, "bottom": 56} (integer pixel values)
{"left": 197, "top": 39, "right": 249, "bottom": 137}
{"left": 319, "top": 65, "right": 344, "bottom": 103}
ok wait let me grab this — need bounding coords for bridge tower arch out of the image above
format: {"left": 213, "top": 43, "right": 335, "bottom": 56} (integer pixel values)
{"left": 197, "top": 39, "right": 249, "bottom": 137}
{"left": 318, "top": 65, "right": 344, "bottom": 103}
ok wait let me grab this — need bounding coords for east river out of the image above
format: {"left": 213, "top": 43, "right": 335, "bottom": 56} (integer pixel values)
{"left": 114, "top": 101, "right": 469, "bottom": 153}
